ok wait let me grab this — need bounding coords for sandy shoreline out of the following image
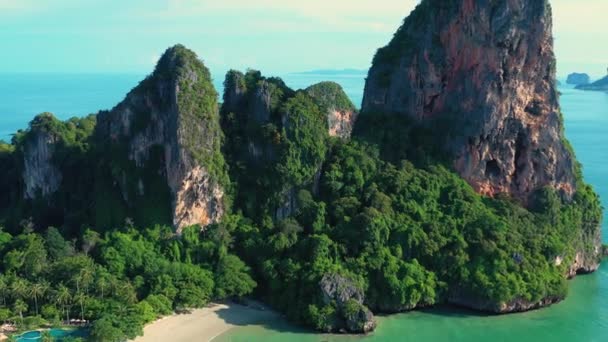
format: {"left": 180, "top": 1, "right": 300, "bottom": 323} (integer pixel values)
{"left": 131, "top": 301, "right": 279, "bottom": 342}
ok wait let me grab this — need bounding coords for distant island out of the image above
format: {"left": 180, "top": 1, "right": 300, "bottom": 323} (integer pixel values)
{"left": 576, "top": 75, "right": 608, "bottom": 91}
{"left": 292, "top": 68, "right": 368, "bottom": 75}
{"left": 566, "top": 72, "right": 590, "bottom": 85}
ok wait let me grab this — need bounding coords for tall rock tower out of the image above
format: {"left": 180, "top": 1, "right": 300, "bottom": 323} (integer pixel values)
{"left": 363, "top": 0, "right": 575, "bottom": 202}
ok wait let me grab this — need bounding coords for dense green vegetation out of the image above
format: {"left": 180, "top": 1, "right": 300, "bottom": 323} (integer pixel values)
{"left": 305, "top": 82, "right": 356, "bottom": 112}
{"left": 0, "top": 224, "right": 255, "bottom": 341}
{"left": 217, "top": 137, "right": 600, "bottom": 328}
{"left": 221, "top": 70, "right": 327, "bottom": 221}
{"left": 0, "top": 54, "right": 602, "bottom": 337}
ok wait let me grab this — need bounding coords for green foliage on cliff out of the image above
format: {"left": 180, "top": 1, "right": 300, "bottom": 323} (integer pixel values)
{"left": 216, "top": 137, "right": 600, "bottom": 329}
{"left": 170, "top": 45, "right": 229, "bottom": 188}
{"left": 221, "top": 70, "right": 328, "bottom": 221}
{"left": 305, "top": 82, "right": 356, "bottom": 112}
{"left": 0, "top": 44, "right": 602, "bottom": 337}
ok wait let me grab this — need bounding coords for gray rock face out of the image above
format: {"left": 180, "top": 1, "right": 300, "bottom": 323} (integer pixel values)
{"left": 361, "top": 0, "right": 602, "bottom": 313}
{"left": 566, "top": 73, "right": 590, "bottom": 85}
{"left": 362, "top": 0, "right": 576, "bottom": 203}
{"left": 96, "top": 45, "right": 226, "bottom": 231}
{"left": 22, "top": 122, "right": 62, "bottom": 200}
{"left": 319, "top": 273, "right": 376, "bottom": 334}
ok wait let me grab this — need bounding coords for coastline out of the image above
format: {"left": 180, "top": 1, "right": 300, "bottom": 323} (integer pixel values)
{"left": 131, "top": 301, "right": 280, "bottom": 342}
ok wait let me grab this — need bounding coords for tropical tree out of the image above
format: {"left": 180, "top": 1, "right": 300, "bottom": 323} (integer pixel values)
{"left": 10, "top": 277, "right": 28, "bottom": 300}
{"left": 73, "top": 291, "right": 87, "bottom": 321}
{"left": 77, "top": 266, "right": 94, "bottom": 295}
{"left": 82, "top": 229, "right": 101, "bottom": 255}
{"left": 54, "top": 284, "right": 72, "bottom": 323}
{"left": 29, "top": 282, "right": 49, "bottom": 316}
{"left": 13, "top": 299, "right": 28, "bottom": 323}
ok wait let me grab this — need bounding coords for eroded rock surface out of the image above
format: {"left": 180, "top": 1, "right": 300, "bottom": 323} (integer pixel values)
{"left": 319, "top": 273, "right": 376, "bottom": 334}
{"left": 363, "top": 0, "right": 576, "bottom": 203}
{"left": 22, "top": 114, "right": 62, "bottom": 199}
{"left": 96, "top": 45, "right": 227, "bottom": 231}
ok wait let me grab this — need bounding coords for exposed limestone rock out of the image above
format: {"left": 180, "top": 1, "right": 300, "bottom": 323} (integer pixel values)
{"left": 361, "top": 0, "right": 601, "bottom": 313}
{"left": 22, "top": 114, "right": 62, "bottom": 200}
{"left": 448, "top": 289, "right": 562, "bottom": 313}
{"left": 96, "top": 45, "right": 227, "bottom": 231}
{"left": 305, "top": 82, "right": 358, "bottom": 139}
{"left": 319, "top": 273, "right": 376, "bottom": 334}
{"left": 274, "top": 187, "right": 297, "bottom": 221}
{"left": 362, "top": 0, "right": 576, "bottom": 203}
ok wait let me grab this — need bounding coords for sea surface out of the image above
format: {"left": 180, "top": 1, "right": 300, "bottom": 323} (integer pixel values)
{"left": 0, "top": 72, "right": 606, "bottom": 342}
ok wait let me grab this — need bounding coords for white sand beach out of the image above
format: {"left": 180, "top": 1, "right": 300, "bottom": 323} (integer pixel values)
{"left": 132, "top": 301, "right": 279, "bottom": 342}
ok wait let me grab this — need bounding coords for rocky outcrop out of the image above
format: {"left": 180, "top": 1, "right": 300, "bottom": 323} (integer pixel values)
{"left": 96, "top": 45, "right": 227, "bottom": 231}
{"left": 305, "top": 82, "right": 358, "bottom": 139}
{"left": 21, "top": 113, "right": 63, "bottom": 200}
{"left": 221, "top": 71, "right": 342, "bottom": 221}
{"left": 362, "top": 0, "right": 576, "bottom": 203}
{"left": 576, "top": 75, "right": 608, "bottom": 91}
{"left": 566, "top": 73, "right": 590, "bottom": 85}
{"left": 319, "top": 273, "right": 376, "bottom": 334}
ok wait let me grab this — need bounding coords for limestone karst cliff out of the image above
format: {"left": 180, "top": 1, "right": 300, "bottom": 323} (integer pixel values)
{"left": 363, "top": 0, "right": 576, "bottom": 203}
{"left": 95, "top": 45, "right": 228, "bottom": 232}
{"left": 220, "top": 70, "right": 355, "bottom": 220}
{"left": 361, "top": 0, "right": 601, "bottom": 312}
{"left": 20, "top": 113, "right": 63, "bottom": 200}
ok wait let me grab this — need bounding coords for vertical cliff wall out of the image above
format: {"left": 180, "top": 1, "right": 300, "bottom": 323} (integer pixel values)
{"left": 96, "top": 45, "right": 227, "bottom": 231}
{"left": 362, "top": 0, "right": 576, "bottom": 202}
{"left": 21, "top": 113, "right": 63, "bottom": 200}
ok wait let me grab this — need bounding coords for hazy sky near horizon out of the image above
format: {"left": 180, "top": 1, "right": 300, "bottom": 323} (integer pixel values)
{"left": 0, "top": 0, "right": 606, "bottom": 78}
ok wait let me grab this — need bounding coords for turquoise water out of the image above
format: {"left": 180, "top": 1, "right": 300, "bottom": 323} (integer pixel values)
{"left": 0, "top": 73, "right": 606, "bottom": 341}
{"left": 15, "top": 328, "right": 87, "bottom": 341}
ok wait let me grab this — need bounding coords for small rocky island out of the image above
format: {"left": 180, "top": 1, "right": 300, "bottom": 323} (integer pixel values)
{"left": 576, "top": 70, "right": 608, "bottom": 91}
{"left": 566, "top": 72, "right": 591, "bottom": 85}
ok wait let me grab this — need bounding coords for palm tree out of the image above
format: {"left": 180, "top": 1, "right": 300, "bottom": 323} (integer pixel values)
{"left": 13, "top": 299, "right": 27, "bottom": 324}
{"left": 29, "top": 282, "right": 48, "bottom": 316}
{"left": 96, "top": 275, "right": 108, "bottom": 299}
{"left": 78, "top": 266, "right": 94, "bottom": 295}
{"left": 10, "top": 278, "right": 28, "bottom": 300}
{"left": 73, "top": 292, "right": 87, "bottom": 322}
{"left": 54, "top": 284, "right": 72, "bottom": 323}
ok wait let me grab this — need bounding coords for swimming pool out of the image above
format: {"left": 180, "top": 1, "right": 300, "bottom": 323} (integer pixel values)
{"left": 15, "top": 328, "right": 87, "bottom": 341}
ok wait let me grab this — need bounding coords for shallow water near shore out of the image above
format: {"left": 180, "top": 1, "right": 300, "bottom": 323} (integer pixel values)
{"left": 0, "top": 72, "right": 606, "bottom": 342}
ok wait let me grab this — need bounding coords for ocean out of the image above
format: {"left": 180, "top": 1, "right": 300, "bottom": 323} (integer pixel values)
{"left": 0, "top": 72, "right": 606, "bottom": 341}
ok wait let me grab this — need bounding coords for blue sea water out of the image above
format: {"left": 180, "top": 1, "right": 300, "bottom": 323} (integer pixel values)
{"left": 0, "top": 72, "right": 606, "bottom": 341}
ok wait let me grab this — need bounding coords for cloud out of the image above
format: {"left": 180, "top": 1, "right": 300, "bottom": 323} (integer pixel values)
{"left": 0, "top": 0, "right": 36, "bottom": 13}
{"left": 552, "top": 0, "right": 606, "bottom": 34}
{"left": 142, "top": 0, "right": 419, "bottom": 33}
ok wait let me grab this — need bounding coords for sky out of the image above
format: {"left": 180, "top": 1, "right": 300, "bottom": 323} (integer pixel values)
{"left": 0, "top": 0, "right": 606, "bottom": 78}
